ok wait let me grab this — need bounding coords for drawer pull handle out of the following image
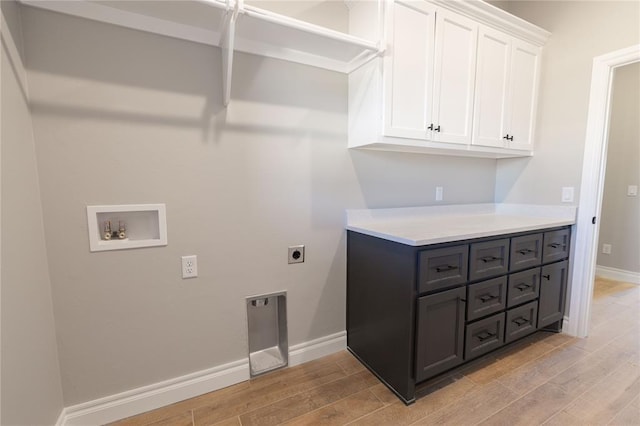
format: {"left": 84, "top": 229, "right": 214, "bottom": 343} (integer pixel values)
{"left": 513, "top": 317, "right": 529, "bottom": 326}
{"left": 479, "top": 294, "right": 498, "bottom": 303}
{"left": 480, "top": 256, "right": 502, "bottom": 263}
{"left": 542, "top": 274, "right": 551, "bottom": 280}
{"left": 548, "top": 242, "right": 562, "bottom": 249}
{"left": 476, "top": 331, "right": 496, "bottom": 342}
{"left": 435, "top": 265, "right": 458, "bottom": 273}
{"left": 517, "top": 248, "right": 534, "bottom": 255}
{"left": 515, "top": 283, "right": 531, "bottom": 291}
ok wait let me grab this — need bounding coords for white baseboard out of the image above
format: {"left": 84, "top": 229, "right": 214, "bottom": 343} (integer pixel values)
{"left": 55, "top": 409, "right": 67, "bottom": 426}
{"left": 60, "top": 331, "right": 346, "bottom": 426}
{"left": 595, "top": 265, "right": 640, "bottom": 285}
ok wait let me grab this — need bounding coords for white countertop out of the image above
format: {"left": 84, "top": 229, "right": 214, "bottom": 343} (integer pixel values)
{"left": 346, "top": 204, "right": 577, "bottom": 246}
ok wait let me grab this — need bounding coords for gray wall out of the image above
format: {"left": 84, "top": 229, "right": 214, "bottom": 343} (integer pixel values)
{"left": 244, "top": 0, "right": 349, "bottom": 32}
{"left": 21, "top": 6, "right": 496, "bottom": 405}
{"left": 597, "top": 62, "right": 640, "bottom": 274}
{"left": 494, "top": 1, "right": 640, "bottom": 204}
{"left": 0, "top": 1, "right": 64, "bottom": 424}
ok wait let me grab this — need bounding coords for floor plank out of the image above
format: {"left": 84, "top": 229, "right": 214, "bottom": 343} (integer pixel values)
{"left": 236, "top": 370, "right": 379, "bottom": 426}
{"left": 283, "top": 389, "right": 384, "bottom": 426}
{"left": 562, "top": 361, "right": 640, "bottom": 424}
{"left": 411, "top": 381, "right": 519, "bottom": 425}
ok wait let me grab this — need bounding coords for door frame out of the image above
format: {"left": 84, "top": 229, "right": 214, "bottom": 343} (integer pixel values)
{"left": 565, "top": 44, "right": 640, "bottom": 338}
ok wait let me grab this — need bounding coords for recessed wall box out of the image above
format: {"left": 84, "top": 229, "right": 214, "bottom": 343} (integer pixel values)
{"left": 87, "top": 204, "right": 167, "bottom": 252}
{"left": 246, "top": 291, "right": 288, "bottom": 377}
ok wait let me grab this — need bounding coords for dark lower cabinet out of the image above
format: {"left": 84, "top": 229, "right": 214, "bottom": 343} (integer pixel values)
{"left": 347, "top": 225, "right": 570, "bottom": 405}
{"left": 507, "top": 267, "right": 540, "bottom": 307}
{"left": 538, "top": 260, "right": 568, "bottom": 328}
{"left": 418, "top": 245, "right": 468, "bottom": 293}
{"left": 505, "top": 301, "right": 538, "bottom": 343}
{"left": 510, "top": 233, "right": 542, "bottom": 271}
{"left": 467, "top": 276, "right": 507, "bottom": 321}
{"left": 543, "top": 229, "right": 570, "bottom": 264}
{"left": 416, "top": 287, "right": 466, "bottom": 381}
{"left": 465, "top": 312, "right": 505, "bottom": 359}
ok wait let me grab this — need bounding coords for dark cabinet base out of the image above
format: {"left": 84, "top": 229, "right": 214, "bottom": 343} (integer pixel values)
{"left": 347, "top": 226, "right": 570, "bottom": 405}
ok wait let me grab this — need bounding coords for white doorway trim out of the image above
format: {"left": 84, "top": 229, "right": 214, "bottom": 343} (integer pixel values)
{"left": 566, "top": 44, "right": 640, "bottom": 338}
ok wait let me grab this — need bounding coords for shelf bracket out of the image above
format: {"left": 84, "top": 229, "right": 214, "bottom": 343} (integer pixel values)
{"left": 219, "top": 0, "right": 239, "bottom": 106}
{"left": 346, "top": 46, "right": 386, "bottom": 74}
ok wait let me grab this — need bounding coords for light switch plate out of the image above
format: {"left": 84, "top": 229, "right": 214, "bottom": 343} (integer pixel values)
{"left": 561, "top": 187, "right": 574, "bottom": 203}
{"left": 628, "top": 185, "right": 638, "bottom": 196}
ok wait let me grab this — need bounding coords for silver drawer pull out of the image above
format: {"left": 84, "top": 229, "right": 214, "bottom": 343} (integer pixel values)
{"left": 480, "top": 256, "right": 502, "bottom": 263}
{"left": 515, "top": 283, "right": 531, "bottom": 291}
{"left": 548, "top": 242, "right": 562, "bottom": 249}
{"left": 517, "top": 248, "right": 534, "bottom": 255}
{"left": 435, "top": 265, "right": 458, "bottom": 273}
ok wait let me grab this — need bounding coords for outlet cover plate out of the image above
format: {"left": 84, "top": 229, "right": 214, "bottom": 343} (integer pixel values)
{"left": 562, "top": 187, "right": 574, "bottom": 203}
{"left": 288, "top": 245, "right": 305, "bottom": 264}
{"left": 182, "top": 255, "right": 198, "bottom": 278}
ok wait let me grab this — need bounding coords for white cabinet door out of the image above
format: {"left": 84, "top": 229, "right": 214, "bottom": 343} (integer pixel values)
{"left": 431, "top": 9, "right": 478, "bottom": 145}
{"left": 383, "top": 1, "right": 436, "bottom": 139}
{"left": 472, "top": 26, "right": 511, "bottom": 148}
{"left": 507, "top": 39, "right": 540, "bottom": 151}
{"left": 473, "top": 28, "right": 540, "bottom": 151}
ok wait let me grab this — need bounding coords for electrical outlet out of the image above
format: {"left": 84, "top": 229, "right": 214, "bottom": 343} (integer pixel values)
{"left": 602, "top": 244, "right": 612, "bottom": 255}
{"left": 435, "top": 186, "right": 443, "bottom": 201}
{"left": 561, "top": 187, "right": 574, "bottom": 203}
{"left": 288, "top": 245, "right": 305, "bottom": 264}
{"left": 181, "top": 255, "right": 198, "bottom": 278}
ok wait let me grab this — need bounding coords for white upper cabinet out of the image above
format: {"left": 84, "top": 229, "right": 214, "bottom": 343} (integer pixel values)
{"left": 431, "top": 9, "right": 478, "bottom": 145}
{"left": 473, "top": 26, "right": 541, "bottom": 151}
{"left": 507, "top": 39, "right": 541, "bottom": 150}
{"left": 472, "top": 27, "right": 511, "bottom": 148}
{"left": 383, "top": 1, "right": 436, "bottom": 139}
{"left": 349, "top": 0, "right": 550, "bottom": 159}
{"left": 383, "top": 2, "right": 477, "bottom": 145}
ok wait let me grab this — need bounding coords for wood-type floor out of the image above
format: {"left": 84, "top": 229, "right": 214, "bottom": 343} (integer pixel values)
{"left": 111, "top": 277, "right": 640, "bottom": 425}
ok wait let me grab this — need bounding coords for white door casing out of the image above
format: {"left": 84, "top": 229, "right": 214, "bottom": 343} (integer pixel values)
{"left": 566, "top": 44, "right": 640, "bottom": 338}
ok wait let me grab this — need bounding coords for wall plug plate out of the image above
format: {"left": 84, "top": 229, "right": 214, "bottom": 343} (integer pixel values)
{"left": 182, "top": 255, "right": 198, "bottom": 278}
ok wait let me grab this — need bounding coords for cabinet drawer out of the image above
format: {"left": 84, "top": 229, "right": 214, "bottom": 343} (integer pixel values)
{"left": 418, "top": 245, "right": 468, "bottom": 294}
{"left": 509, "top": 233, "right": 542, "bottom": 271}
{"left": 469, "top": 239, "right": 510, "bottom": 281}
{"left": 467, "top": 276, "right": 507, "bottom": 321}
{"left": 543, "top": 229, "right": 570, "bottom": 263}
{"left": 505, "top": 301, "right": 538, "bottom": 343}
{"left": 507, "top": 267, "right": 540, "bottom": 308}
{"left": 465, "top": 312, "right": 505, "bottom": 360}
